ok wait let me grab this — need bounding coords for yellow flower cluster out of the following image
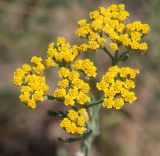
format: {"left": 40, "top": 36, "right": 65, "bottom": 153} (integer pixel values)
{"left": 45, "top": 37, "right": 79, "bottom": 68}
{"left": 12, "top": 3, "right": 149, "bottom": 139}
{"left": 13, "top": 64, "right": 31, "bottom": 86}
{"left": 76, "top": 4, "right": 150, "bottom": 52}
{"left": 125, "top": 21, "right": 150, "bottom": 51}
{"left": 97, "top": 66, "right": 140, "bottom": 109}
{"left": 54, "top": 67, "right": 91, "bottom": 106}
{"left": 76, "top": 18, "right": 107, "bottom": 51}
{"left": 73, "top": 59, "right": 97, "bottom": 78}
{"left": 60, "top": 108, "right": 89, "bottom": 135}
{"left": 13, "top": 57, "right": 48, "bottom": 108}
{"left": 31, "top": 56, "right": 45, "bottom": 75}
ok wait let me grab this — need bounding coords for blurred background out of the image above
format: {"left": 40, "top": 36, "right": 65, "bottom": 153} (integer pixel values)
{"left": 0, "top": 0, "right": 160, "bottom": 156}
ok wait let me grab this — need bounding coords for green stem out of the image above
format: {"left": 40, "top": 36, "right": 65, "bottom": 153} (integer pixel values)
{"left": 85, "top": 97, "right": 104, "bottom": 109}
{"left": 112, "top": 50, "right": 119, "bottom": 65}
{"left": 81, "top": 95, "right": 102, "bottom": 156}
{"left": 102, "top": 46, "right": 114, "bottom": 61}
{"left": 117, "top": 50, "right": 130, "bottom": 62}
{"left": 44, "top": 95, "right": 56, "bottom": 100}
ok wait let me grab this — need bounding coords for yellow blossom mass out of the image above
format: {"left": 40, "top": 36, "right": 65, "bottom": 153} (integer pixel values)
{"left": 60, "top": 108, "right": 89, "bottom": 135}
{"left": 76, "top": 4, "right": 150, "bottom": 52}
{"left": 54, "top": 67, "right": 91, "bottom": 106}
{"left": 45, "top": 37, "right": 79, "bottom": 68}
{"left": 13, "top": 3, "right": 149, "bottom": 137}
{"left": 13, "top": 57, "right": 48, "bottom": 108}
{"left": 97, "top": 65, "right": 140, "bottom": 109}
{"left": 73, "top": 59, "right": 97, "bottom": 78}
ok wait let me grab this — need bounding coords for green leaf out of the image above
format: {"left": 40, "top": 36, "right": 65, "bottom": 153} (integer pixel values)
{"left": 82, "top": 130, "right": 92, "bottom": 140}
{"left": 47, "top": 110, "right": 67, "bottom": 118}
{"left": 120, "top": 53, "right": 129, "bottom": 62}
{"left": 58, "top": 136, "right": 82, "bottom": 143}
{"left": 58, "top": 130, "right": 92, "bottom": 143}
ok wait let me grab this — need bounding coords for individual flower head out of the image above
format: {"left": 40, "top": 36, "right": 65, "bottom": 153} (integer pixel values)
{"left": 97, "top": 65, "right": 140, "bottom": 109}
{"left": 13, "top": 64, "right": 32, "bottom": 86}
{"left": 31, "top": 56, "right": 45, "bottom": 75}
{"left": 76, "top": 4, "right": 150, "bottom": 53}
{"left": 13, "top": 56, "right": 48, "bottom": 108}
{"left": 60, "top": 108, "right": 89, "bottom": 135}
